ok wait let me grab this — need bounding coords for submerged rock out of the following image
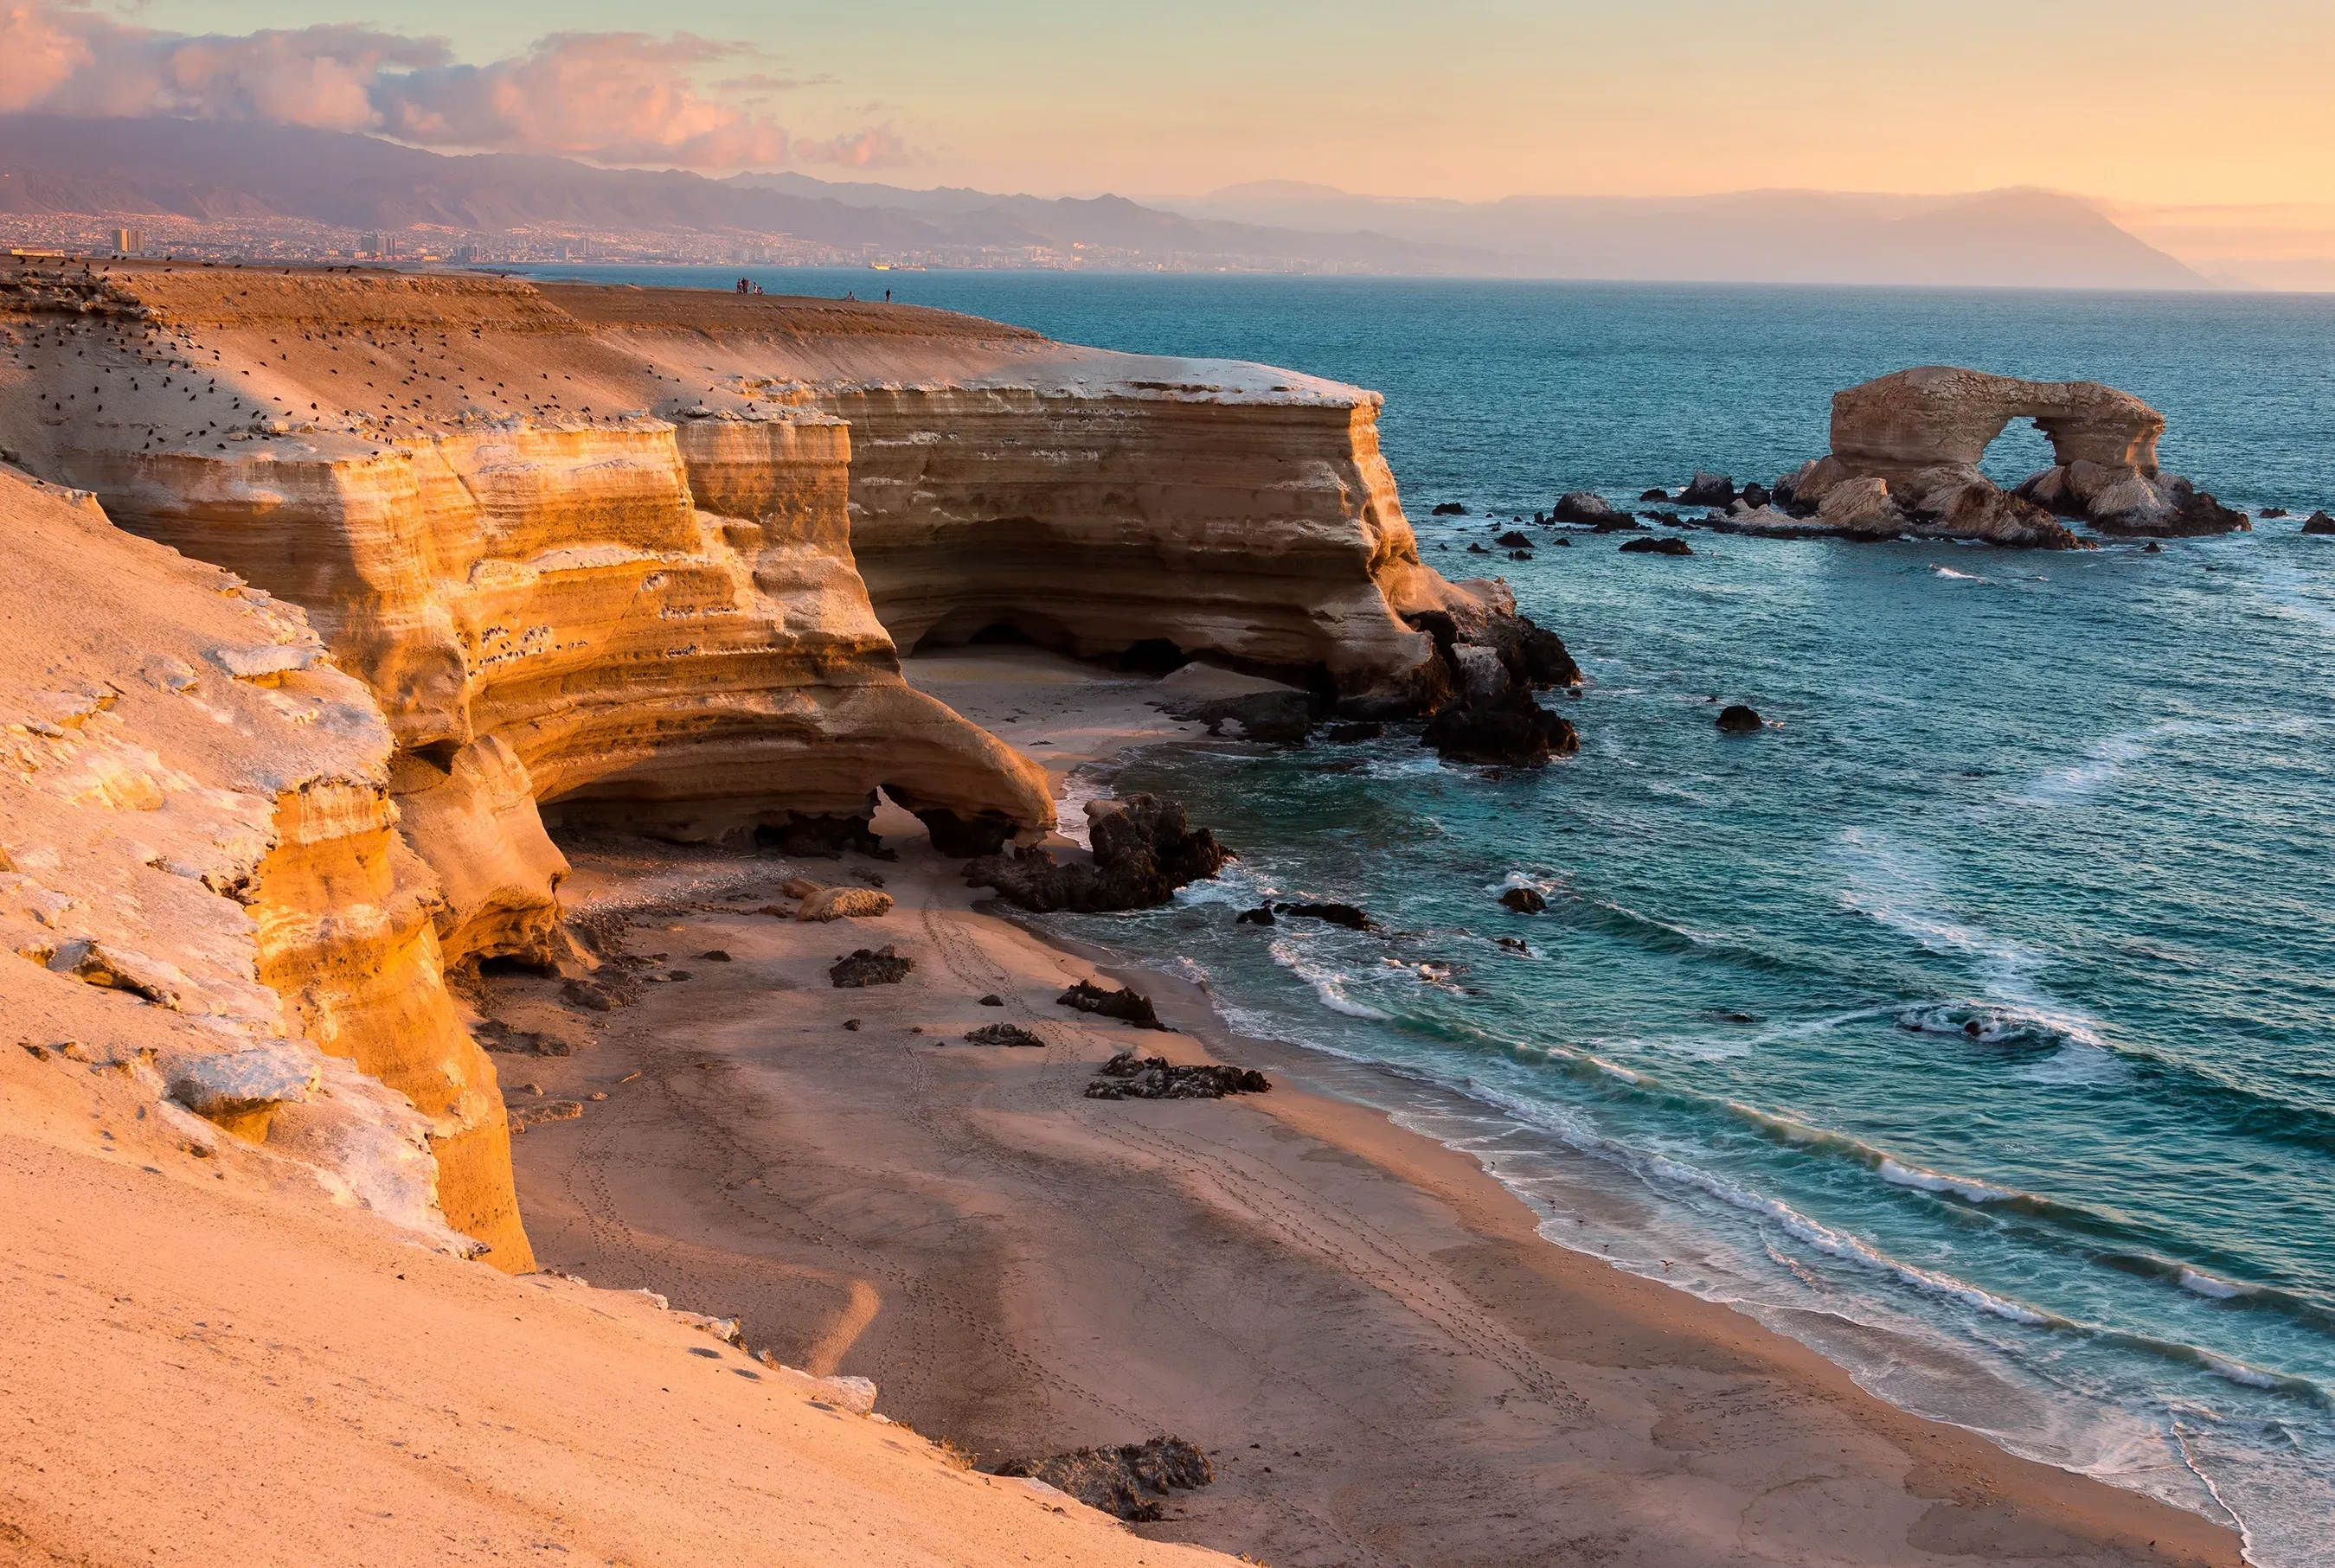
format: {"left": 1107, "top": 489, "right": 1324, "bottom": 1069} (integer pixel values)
{"left": 964, "top": 795, "right": 1231, "bottom": 912}
{"left": 1057, "top": 978, "right": 1169, "bottom": 1030}
{"left": 1432, "top": 501, "right": 1468, "bottom": 515}
{"left": 1620, "top": 535, "right": 1693, "bottom": 556}
{"left": 994, "top": 1437, "right": 1214, "bottom": 1521}
{"left": 1498, "top": 886, "right": 1547, "bottom": 914}
{"left": 1235, "top": 903, "right": 1277, "bottom": 926}
{"left": 1639, "top": 486, "right": 1672, "bottom": 502}
{"left": 1273, "top": 901, "right": 1374, "bottom": 930}
{"left": 1325, "top": 720, "right": 1385, "bottom": 744}
{"left": 2303, "top": 511, "right": 2335, "bottom": 535}
{"left": 829, "top": 946, "right": 914, "bottom": 988}
{"left": 1085, "top": 1053, "right": 1271, "bottom": 1102}
{"left": 1716, "top": 704, "right": 1764, "bottom": 733}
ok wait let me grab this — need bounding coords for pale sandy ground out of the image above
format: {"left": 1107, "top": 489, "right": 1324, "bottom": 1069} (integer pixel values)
{"left": 0, "top": 1034, "right": 1228, "bottom": 1566}
{"left": 486, "top": 648, "right": 2242, "bottom": 1568}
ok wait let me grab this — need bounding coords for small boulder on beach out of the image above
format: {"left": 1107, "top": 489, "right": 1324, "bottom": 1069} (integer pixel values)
{"left": 1085, "top": 1053, "right": 1271, "bottom": 1102}
{"left": 830, "top": 946, "right": 914, "bottom": 988}
{"left": 964, "top": 1022, "right": 1045, "bottom": 1047}
{"left": 1057, "top": 978, "right": 1169, "bottom": 1030}
{"left": 1716, "top": 704, "right": 1764, "bottom": 733}
{"left": 994, "top": 1437, "right": 1214, "bottom": 1521}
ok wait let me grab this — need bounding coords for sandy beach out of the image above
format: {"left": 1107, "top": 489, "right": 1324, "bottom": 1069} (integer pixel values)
{"left": 476, "top": 649, "right": 2242, "bottom": 1568}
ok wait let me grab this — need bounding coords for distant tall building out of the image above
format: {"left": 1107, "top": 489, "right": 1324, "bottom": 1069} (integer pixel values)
{"left": 452, "top": 246, "right": 478, "bottom": 264}
{"left": 113, "top": 228, "right": 144, "bottom": 256}
{"left": 360, "top": 233, "right": 387, "bottom": 257}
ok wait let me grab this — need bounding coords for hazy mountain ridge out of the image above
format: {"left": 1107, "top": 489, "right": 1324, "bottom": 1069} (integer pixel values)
{"left": 0, "top": 115, "right": 2213, "bottom": 287}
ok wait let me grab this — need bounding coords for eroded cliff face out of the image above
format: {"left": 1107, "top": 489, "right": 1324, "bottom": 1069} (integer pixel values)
{"left": 0, "top": 259, "right": 1511, "bottom": 1276}
{"left": 2, "top": 263, "right": 1487, "bottom": 949}
{"left": 0, "top": 466, "right": 532, "bottom": 1266}
{"left": 0, "top": 270, "right": 1053, "bottom": 961}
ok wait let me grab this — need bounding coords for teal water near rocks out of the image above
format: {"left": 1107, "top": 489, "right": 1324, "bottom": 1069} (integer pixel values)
{"left": 523, "top": 266, "right": 2335, "bottom": 1560}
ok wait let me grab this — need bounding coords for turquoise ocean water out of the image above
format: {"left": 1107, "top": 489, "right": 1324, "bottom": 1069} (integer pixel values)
{"left": 523, "top": 266, "right": 2335, "bottom": 1560}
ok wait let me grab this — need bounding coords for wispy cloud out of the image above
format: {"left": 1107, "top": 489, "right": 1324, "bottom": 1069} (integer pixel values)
{"left": 0, "top": 3, "right": 897, "bottom": 170}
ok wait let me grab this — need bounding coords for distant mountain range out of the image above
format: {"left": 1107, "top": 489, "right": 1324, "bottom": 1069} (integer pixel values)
{"left": 0, "top": 115, "right": 2215, "bottom": 290}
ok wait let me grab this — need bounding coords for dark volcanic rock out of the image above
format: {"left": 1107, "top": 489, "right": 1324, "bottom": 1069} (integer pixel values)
{"left": 1235, "top": 904, "right": 1277, "bottom": 925}
{"left": 1494, "top": 529, "right": 1533, "bottom": 547}
{"left": 1084, "top": 1054, "right": 1271, "bottom": 1103}
{"left": 964, "top": 1022, "right": 1045, "bottom": 1047}
{"left": 1498, "top": 886, "right": 1547, "bottom": 914}
{"left": 1620, "top": 535, "right": 1694, "bottom": 556}
{"left": 913, "top": 808, "right": 1019, "bottom": 857}
{"left": 1431, "top": 502, "right": 1467, "bottom": 515}
{"left": 1325, "top": 720, "right": 1385, "bottom": 744}
{"left": 754, "top": 813, "right": 888, "bottom": 860}
{"left": 1164, "top": 688, "right": 1314, "bottom": 744}
{"left": 1716, "top": 704, "right": 1764, "bottom": 733}
{"left": 1677, "top": 471, "right": 1737, "bottom": 508}
{"left": 1422, "top": 689, "right": 1581, "bottom": 766}
{"left": 1741, "top": 481, "right": 1772, "bottom": 509}
{"left": 1553, "top": 490, "right": 1632, "bottom": 527}
{"left": 2261, "top": 507, "right": 2288, "bottom": 519}
{"left": 829, "top": 945, "right": 914, "bottom": 988}
{"left": 1057, "top": 978, "right": 1169, "bottom": 1030}
{"left": 994, "top": 1437, "right": 1214, "bottom": 1521}
{"left": 964, "top": 795, "right": 1231, "bottom": 913}
{"left": 1273, "top": 901, "right": 1373, "bottom": 931}
{"left": 1639, "top": 487, "right": 1672, "bottom": 502}
{"left": 978, "top": 993, "right": 1004, "bottom": 1006}
{"left": 2304, "top": 511, "right": 2335, "bottom": 535}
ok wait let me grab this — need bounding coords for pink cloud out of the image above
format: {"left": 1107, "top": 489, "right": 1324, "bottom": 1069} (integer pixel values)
{"left": 0, "top": 4, "right": 895, "bottom": 171}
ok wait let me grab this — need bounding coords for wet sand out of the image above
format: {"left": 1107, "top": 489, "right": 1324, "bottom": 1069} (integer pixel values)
{"left": 480, "top": 651, "right": 2241, "bottom": 1568}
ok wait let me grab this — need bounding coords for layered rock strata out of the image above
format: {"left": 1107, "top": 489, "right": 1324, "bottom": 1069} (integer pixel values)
{"left": 1771, "top": 366, "right": 2245, "bottom": 543}
{"left": 0, "top": 262, "right": 1527, "bottom": 1261}
{"left": 0, "top": 466, "right": 531, "bottom": 1265}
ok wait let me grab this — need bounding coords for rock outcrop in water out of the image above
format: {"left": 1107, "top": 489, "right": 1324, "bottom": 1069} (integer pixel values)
{"left": 1771, "top": 367, "right": 2246, "bottom": 545}
{"left": 965, "top": 795, "right": 1232, "bottom": 912}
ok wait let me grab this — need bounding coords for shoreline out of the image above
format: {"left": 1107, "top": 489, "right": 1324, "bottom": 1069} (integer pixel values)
{"left": 481, "top": 649, "right": 2244, "bottom": 1567}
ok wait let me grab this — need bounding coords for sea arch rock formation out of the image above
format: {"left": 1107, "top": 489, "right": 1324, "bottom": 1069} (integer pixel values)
{"left": 1778, "top": 366, "right": 2246, "bottom": 541}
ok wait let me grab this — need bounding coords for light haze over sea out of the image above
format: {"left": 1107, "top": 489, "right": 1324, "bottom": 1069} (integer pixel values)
{"left": 524, "top": 266, "right": 2335, "bottom": 1562}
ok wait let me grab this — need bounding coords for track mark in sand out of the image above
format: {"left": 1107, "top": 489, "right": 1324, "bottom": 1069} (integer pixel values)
{"left": 803, "top": 1278, "right": 883, "bottom": 1377}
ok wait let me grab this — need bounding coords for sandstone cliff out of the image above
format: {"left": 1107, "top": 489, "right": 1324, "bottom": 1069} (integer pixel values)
{"left": 0, "top": 260, "right": 1510, "bottom": 1261}
{"left": 0, "top": 464, "right": 531, "bottom": 1265}
{"left": 1771, "top": 366, "right": 2246, "bottom": 543}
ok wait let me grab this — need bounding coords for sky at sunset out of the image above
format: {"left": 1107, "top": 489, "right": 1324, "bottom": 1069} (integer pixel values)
{"left": 14, "top": 1, "right": 2334, "bottom": 205}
